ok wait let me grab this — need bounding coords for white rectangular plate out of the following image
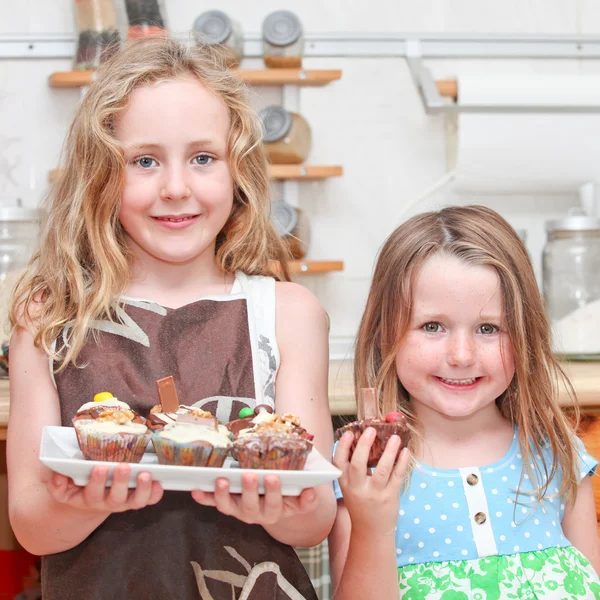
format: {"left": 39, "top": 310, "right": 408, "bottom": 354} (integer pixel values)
{"left": 40, "top": 426, "right": 341, "bottom": 496}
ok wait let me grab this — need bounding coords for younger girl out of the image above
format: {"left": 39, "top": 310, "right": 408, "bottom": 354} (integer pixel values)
{"left": 8, "top": 38, "right": 335, "bottom": 599}
{"left": 330, "top": 205, "right": 600, "bottom": 599}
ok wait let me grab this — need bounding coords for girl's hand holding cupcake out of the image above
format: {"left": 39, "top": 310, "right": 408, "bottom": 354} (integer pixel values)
{"left": 333, "top": 428, "right": 410, "bottom": 538}
{"left": 47, "top": 465, "right": 163, "bottom": 514}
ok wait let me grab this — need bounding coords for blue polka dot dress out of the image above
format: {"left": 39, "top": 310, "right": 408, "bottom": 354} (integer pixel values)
{"left": 334, "top": 428, "right": 600, "bottom": 599}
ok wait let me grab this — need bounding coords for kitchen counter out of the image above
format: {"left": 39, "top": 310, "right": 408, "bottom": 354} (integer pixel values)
{"left": 0, "top": 362, "right": 598, "bottom": 436}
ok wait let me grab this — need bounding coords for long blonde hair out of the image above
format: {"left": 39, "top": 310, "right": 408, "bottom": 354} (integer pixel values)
{"left": 11, "top": 37, "right": 290, "bottom": 370}
{"left": 355, "top": 205, "right": 580, "bottom": 503}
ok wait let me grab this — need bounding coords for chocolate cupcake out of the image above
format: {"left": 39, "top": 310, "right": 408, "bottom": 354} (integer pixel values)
{"left": 73, "top": 393, "right": 150, "bottom": 463}
{"left": 335, "top": 412, "right": 410, "bottom": 468}
{"left": 334, "top": 387, "right": 410, "bottom": 468}
{"left": 231, "top": 412, "right": 313, "bottom": 470}
{"left": 151, "top": 414, "right": 232, "bottom": 467}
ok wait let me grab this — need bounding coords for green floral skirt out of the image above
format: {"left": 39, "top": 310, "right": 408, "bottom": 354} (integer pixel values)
{"left": 398, "top": 546, "right": 600, "bottom": 599}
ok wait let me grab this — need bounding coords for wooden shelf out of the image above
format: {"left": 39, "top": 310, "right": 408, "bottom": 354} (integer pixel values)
{"left": 289, "top": 260, "right": 344, "bottom": 274}
{"left": 270, "top": 260, "right": 344, "bottom": 275}
{"left": 48, "top": 70, "right": 95, "bottom": 88}
{"left": 437, "top": 80, "right": 458, "bottom": 100}
{"left": 237, "top": 69, "right": 342, "bottom": 86}
{"left": 48, "top": 69, "right": 342, "bottom": 89}
{"left": 50, "top": 165, "right": 343, "bottom": 183}
{"left": 268, "top": 165, "right": 343, "bottom": 180}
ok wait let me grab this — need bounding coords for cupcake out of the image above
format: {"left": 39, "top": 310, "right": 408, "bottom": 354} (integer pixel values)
{"left": 151, "top": 414, "right": 232, "bottom": 467}
{"left": 335, "top": 412, "right": 410, "bottom": 468}
{"left": 334, "top": 387, "right": 410, "bottom": 468}
{"left": 73, "top": 392, "right": 150, "bottom": 463}
{"left": 231, "top": 412, "right": 313, "bottom": 470}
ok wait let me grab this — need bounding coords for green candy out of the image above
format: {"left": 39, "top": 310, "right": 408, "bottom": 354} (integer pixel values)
{"left": 238, "top": 407, "right": 254, "bottom": 419}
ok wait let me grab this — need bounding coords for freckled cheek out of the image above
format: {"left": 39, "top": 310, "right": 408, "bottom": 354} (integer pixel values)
{"left": 397, "top": 347, "right": 440, "bottom": 390}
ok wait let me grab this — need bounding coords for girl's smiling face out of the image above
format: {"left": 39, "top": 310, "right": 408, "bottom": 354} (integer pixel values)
{"left": 395, "top": 252, "right": 515, "bottom": 422}
{"left": 115, "top": 76, "right": 234, "bottom": 269}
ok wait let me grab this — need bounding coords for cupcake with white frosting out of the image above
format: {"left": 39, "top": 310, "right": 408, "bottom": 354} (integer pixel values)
{"left": 72, "top": 393, "right": 150, "bottom": 462}
{"left": 151, "top": 413, "right": 232, "bottom": 467}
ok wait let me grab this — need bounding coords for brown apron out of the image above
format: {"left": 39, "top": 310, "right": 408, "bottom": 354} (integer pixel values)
{"left": 42, "top": 296, "right": 318, "bottom": 600}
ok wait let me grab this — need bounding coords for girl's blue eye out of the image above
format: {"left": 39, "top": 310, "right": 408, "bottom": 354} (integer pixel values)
{"left": 136, "top": 157, "right": 156, "bottom": 168}
{"left": 424, "top": 322, "right": 442, "bottom": 333}
{"left": 478, "top": 324, "right": 498, "bottom": 335}
{"left": 194, "top": 154, "right": 212, "bottom": 166}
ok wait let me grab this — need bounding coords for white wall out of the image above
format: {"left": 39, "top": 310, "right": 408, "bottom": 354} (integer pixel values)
{"left": 1, "top": 0, "right": 598, "bottom": 356}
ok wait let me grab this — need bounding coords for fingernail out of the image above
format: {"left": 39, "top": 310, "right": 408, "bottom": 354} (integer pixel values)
{"left": 306, "top": 490, "right": 315, "bottom": 502}
{"left": 53, "top": 474, "right": 61, "bottom": 486}
{"left": 343, "top": 431, "right": 353, "bottom": 441}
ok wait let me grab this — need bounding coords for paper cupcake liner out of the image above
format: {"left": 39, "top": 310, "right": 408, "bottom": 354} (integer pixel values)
{"left": 233, "top": 434, "right": 312, "bottom": 470}
{"left": 151, "top": 435, "right": 230, "bottom": 467}
{"left": 335, "top": 420, "right": 410, "bottom": 468}
{"left": 73, "top": 420, "right": 150, "bottom": 463}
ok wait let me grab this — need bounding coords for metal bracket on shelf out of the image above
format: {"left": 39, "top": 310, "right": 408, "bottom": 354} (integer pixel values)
{"left": 403, "top": 35, "right": 600, "bottom": 114}
{"left": 406, "top": 54, "right": 600, "bottom": 114}
{"left": 5, "top": 32, "right": 600, "bottom": 58}
{"left": 405, "top": 39, "right": 447, "bottom": 114}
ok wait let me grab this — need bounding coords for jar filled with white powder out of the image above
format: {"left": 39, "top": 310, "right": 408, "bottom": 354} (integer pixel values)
{"left": 543, "top": 215, "right": 600, "bottom": 359}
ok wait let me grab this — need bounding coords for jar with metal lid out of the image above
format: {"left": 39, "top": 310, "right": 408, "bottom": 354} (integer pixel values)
{"left": 122, "top": 0, "right": 167, "bottom": 39}
{"left": 542, "top": 214, "right": 600, "bottom": 359}
{"left": 271, "top": 199, "right": 309, "bottom": 259}
{"left": 193, "top": 10, "right": 243, "bottom": 68}
{"left": 73, "top": 0, "right": 120, "bottom": 70}
{"left": 259, "top": 106, "right": 312, "bottom": 165}
{"left": 262, "top": 10, "right": 304, "bottom": 69}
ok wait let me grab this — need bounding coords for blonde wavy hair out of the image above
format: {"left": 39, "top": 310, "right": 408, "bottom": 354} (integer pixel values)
{"left": 10, "top": 37, "right": 290, "bottom": 371}
{"left": 355, "top": 205, "right": 581, "bottom": 503}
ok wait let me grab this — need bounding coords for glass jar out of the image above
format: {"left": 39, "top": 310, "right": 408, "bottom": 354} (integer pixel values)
{"left": 122, "top": 0, "right": 167, "bottom": 39}
{"left": 0, "top": 207, "right": 41, "bottom": 278}
{"left": 0, "top": 207, "right": 41, "bottom": 352}
{"left": 259, "top": 106, "right": 312, "bottom": 165}
{"left": 543, "top": 215, "right": 600, "bottom": 359}
{"left": 73, "top": 0, "right": 120, "bottom": 70}
{"left": 262, "top": 10, "right": 304, "bottom": 69}
{"left": 193, "top": 10, "right": 243, "bottom": 68}
{"left": 271, "top": 199, "right": 309, "bottom": 259}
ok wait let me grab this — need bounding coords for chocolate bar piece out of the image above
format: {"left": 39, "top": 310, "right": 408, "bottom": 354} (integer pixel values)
{"left": 176, "top": 414, "right": 218, "bottom": 430}
{"left": 360, "top": 388, "right": 379, "bottom": 420}
{"left": 156, "top": 376, "right": 179, "bottom": 413}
